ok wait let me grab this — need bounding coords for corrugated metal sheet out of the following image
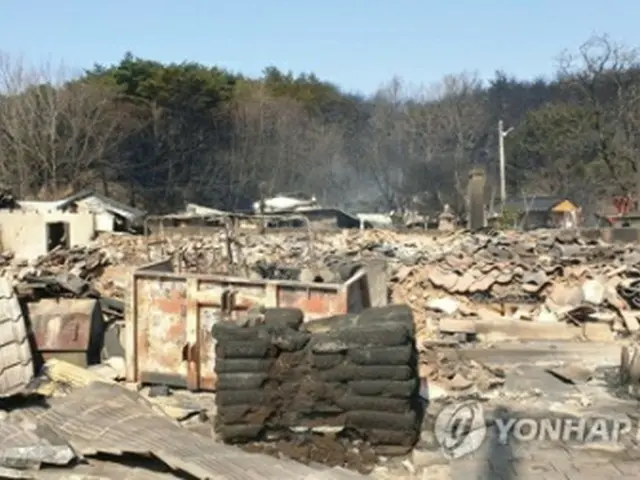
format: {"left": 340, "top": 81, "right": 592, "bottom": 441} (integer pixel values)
{"left": 0, "top": 278, "right": 34, "bottom": 397}
{"left": 28, "top": 382, "right": 366, "bottom": 479}
{"left": 57, "top": 190, "right": 146, "bottom": 221}
{"left": 0, "top": 421, "right": 75, "bottom": 468}
{"left": 185, "top": 203, "right": 229, "bottom": 216}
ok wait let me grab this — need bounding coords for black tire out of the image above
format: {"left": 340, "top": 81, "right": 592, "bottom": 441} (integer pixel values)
{"left": 216, "top": 389, "right": 266, "bottom": 406}
{"left": 263, "top": 308, "right": 304, "bottom": 329}
{"left": 216, "top": 373, "right": 268, "bottom": 390}
{"left": 310, "top": 335, "right": 349, "bottom": 353}
{"left": 311, "top": 353, "right": 345, "bottom": 370}
{"left": 347, "top": 411, "right": 418, "bottom": 431}
{"left": 361, "top": 429, "right": 419, "bottom": 446}
{"left": 294, "top": 381, "right": 346, "bottom": 404}
{"left": 217, "top": 424, "right": 264, "bottom": 443}
{"left": 348, "top": 344, "right": 414, "bottom": 366}
{"left": 352, "top": 365, "right": 413, "bottom": 381}
{"left": 217, "top": 405, "right": 274, "bottom": 425}
{"left": 336, "top": 323, "right": 411, "bottom": 347}
{"left": 348, "top": 379, "right": 418, "bottom": 398}
{"left": 303, "top": 314, "right": 359, "bottom": 334}
{"left": 336, "top": 395, "right": 410, "bottom": 413}
{"left": 321, "top": 365, "right": 413, "bottom": 382}
{"left": 216, "top": 340, "right": 271, "bottom": 359}
{"left": 271, "top": 331, "right": 310, "bottom": 351}
{"left": 215, "top": 358, "right": 273, "bottom": 374}
{"left": 319, "top": 365, "right": 356, "bottom": 382}
{"left": 281, "top": 411, "right": 347, "bottom": 428}
{"left": 356, "top": 305, "right": 414, "bottom": 329}
{"left": 212, "top": 323, "right": 270, "bottom": 341}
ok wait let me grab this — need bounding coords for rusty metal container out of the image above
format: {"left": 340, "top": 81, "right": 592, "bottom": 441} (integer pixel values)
{"left": 125, "top": 259, "right": 379, "bottom": 391}
{"left": 27, "top": 298, "right": 105, "bottom": 367}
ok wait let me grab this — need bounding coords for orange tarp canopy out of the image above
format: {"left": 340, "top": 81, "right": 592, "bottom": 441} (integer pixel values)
{"left": 551, "top": 199, "right": 577, "bottom": 213}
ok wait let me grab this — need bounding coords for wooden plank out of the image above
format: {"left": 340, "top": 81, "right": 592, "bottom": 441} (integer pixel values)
{"left": 475, "top": 318, "right": 582, "bottom": 341}
{"left": 438, "top": 317, "right": 476, "bottom": 334}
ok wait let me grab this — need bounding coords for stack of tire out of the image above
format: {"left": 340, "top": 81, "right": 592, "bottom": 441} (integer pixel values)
{"left": 306, "top": 305, "right": 421, "bottom": 456}
{"left": 212, "top": 307, "right": 307, "bottom": 443}
{"left": 211, "top": 304, "right": 422, "bottom": 457}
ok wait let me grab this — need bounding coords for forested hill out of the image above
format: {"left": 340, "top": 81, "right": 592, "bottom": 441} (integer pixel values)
{"left": 0, "top": 34, "right": 638, "bottom": 215}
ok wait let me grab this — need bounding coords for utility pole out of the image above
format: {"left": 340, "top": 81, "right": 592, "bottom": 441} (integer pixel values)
{"left": 498, "top": 120, "right": 514, "bottom": 205}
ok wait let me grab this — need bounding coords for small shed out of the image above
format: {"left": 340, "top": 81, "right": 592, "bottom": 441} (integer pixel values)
{"left": 57, "top": 190, "right": 146, "bottom": 233}
{"left": 503, "top": 196, "right": 579, "bottom": 230}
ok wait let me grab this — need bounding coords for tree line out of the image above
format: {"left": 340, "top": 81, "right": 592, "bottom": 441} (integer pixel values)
{"left": 0, "top": 34, "right": 638, "bottom": 216}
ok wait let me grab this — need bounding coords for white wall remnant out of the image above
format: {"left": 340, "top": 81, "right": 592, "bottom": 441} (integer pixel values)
{"left": 0, "top": 211, "right": 95, "bottom": 260}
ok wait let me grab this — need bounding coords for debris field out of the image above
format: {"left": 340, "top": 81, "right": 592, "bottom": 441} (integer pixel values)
{"left": 1, "top": 227, "right": 640, "bottom": 478}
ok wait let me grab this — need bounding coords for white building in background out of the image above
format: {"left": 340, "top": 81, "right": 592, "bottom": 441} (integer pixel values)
{"left": 252, "top": 192, "right": 318, "bottom": 213}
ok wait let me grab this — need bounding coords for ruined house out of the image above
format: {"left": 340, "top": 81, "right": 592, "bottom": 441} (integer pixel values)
{"left": 55, "top": 190, "right": 146, "bottom": 233}
{"left": 0, "top": 190, "right": 146, "bottom": 260}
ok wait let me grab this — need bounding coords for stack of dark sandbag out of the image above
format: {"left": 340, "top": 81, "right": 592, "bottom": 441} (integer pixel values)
{"left": 212, "top": 305, "right": 422, "bottom": 459}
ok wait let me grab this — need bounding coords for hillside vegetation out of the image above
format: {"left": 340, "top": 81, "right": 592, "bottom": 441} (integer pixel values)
{"left": 0, "top": 34, "right": 638, "bottom": 215}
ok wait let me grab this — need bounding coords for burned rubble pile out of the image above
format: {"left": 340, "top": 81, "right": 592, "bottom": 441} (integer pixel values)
{"left": 0, "top": 243, "right": 120, "bottom": 301}
{"left": 392, "top": 229, "right": 640, "bottom": 340}
{"left": 4, "top": 247, "right": 127, "bottom": 358}
{"left": 212, "top": 305, "right": 423, "bottom": 473}
{"left": 5, "top": 227, "right": 640, "bottom": 342}
{"left": 103, "top": 228, "right": 640, "bottom": 341}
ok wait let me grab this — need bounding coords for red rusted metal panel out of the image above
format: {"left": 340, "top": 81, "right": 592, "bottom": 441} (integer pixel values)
{"left": 126, "top": 260, "right": 370, "bottom": 390}
{"left": 27, "top": 298, "right": 104, "bottom": 367}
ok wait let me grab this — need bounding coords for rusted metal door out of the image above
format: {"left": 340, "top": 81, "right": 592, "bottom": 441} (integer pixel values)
{"left": 185, "top": 279, "right": 274, "bottom": 390}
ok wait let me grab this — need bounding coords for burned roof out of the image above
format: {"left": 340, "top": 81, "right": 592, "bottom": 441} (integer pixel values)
{"left": 57, "top": 189, "right": 146, "bottom": 220}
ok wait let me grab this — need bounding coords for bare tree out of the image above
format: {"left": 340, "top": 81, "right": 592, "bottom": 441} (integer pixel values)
{"left": 413, "top": 72, "right": 488, "bottom": 212}
{"left": 221, "top": 86, "right": 346, "bottom": 208}
{"left": 359, "top": 78, "right": 415, "bottom": 211}
{"left": 0, "top": 52, "right": 128, "bottom": 198}
{"left": 557, "top": 34, "right": 640, "bottom": 197}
